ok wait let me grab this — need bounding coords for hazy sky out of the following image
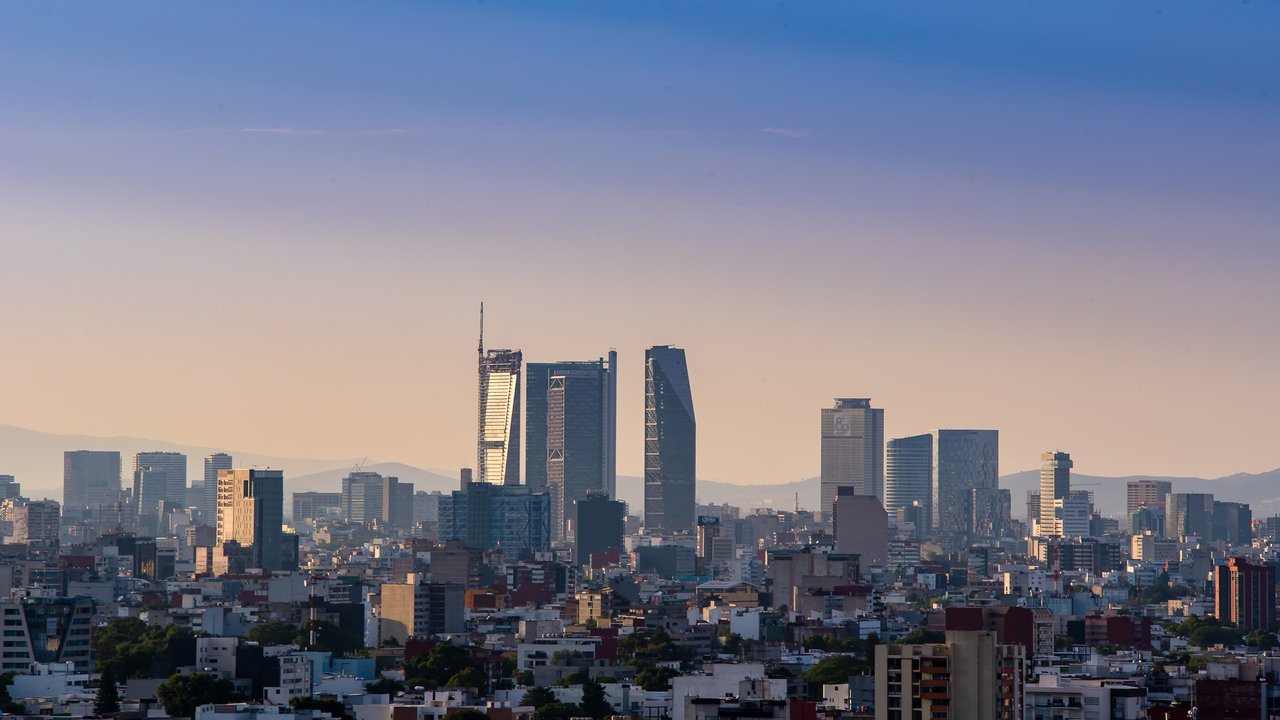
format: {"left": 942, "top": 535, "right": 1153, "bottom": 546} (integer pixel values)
{"left": 2, "top": 1, "right": 1278, "bottom": 487}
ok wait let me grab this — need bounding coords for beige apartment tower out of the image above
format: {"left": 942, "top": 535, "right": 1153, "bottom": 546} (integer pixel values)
{"left": 876, "top": 631, "right": 1026, "bottom": 720}
{"left": 1127, "top": 480, "right": 1172, "bottom": 513}
{"left": 216, "top": 468, "right": 285, "bottom": 571}
{"left": 820, "top": 398, "right": 884, "bottom": 518}
{"left": 1038, "top": 452, "right": 1072, "bottom": 531}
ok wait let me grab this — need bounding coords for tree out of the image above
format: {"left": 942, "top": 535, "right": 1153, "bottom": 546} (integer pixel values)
{"left": 514, "top": 670, "right": 535, "bottom": 687}
{"left": 365, "top": 677, "right": 405, "bottom": 695}
{"left": 552, "top": 671, "right": 590, "bottom": 687}
{"left": 297, "top": 620, "right": 364, "bottom": 655}
{"left": 93, "top": 618, "right": 195, "bottom": 679}
{"left": 899, "top": 630, "right": 946, "bottom": 645}
{"left": 536, "top": 702, "right": 582, "bottom": 720}
{"left": 95, "top": 665, "right": 121, "bottom": 715}
{"left": 404, "top": 644, "right": 476, "bottom": 691}
{"left": 446, "top": 666, "right": 488, "bottom": 694}
{"left": 520, "top": 686, "right": 557, "bottom": 709}
{"left": 291, "top": 697, "right": 355, "bottom": 720}
{"left": 1246, "top": 629, "right": 1280, "bottom": 650}
{"left": 617, "top": 628, "right": 693, "bottom": 665}
{"left": 157, "top": 673, "right": 238, "bottom": 718}
{"left": 245, "top": 621, "right": 300, "bottom": 646}
{"left": 443, "top": 710, "right": 490, "bottom": 720}
{"left": 633, "top": 666, "right": 679, "bottom": 692}
{"left": 0, "top": 671, "right": 22, "bottom": 715}
{"left": 803, "top": 656, "right": 871, "bottom": 700}
{"left": 580, "top": 679, "right": 612, "bottom": 719}
{"left": 381, "top": 637, "right": 402, "bottom": 648}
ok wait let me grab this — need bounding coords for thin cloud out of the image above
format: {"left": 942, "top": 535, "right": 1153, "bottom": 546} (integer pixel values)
{"left": 351, "top": 128, "right": 412, "bottom": 136}
{"left": 762, "top": 128, "right": 809, "bottom": 138}
{"left": 241, "top": 127, "right": 325, "bottom": 136}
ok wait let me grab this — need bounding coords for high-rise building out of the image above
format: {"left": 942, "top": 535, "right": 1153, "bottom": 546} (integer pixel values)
{"left": 292, "top": 492, "right": 342, "bottom": 521}
{"left": 833, "top": 488, "right": 888, "bottom": 568}
{"left": 478, "top": 346, "right": 523, "bottom": 486}
{"left": 885, "top": 434, "right": 932, "bottom": 533}
{"left": 972, "top": 488, "right": 1012, "bottom": 539}
{"left": 1214, "top": 557, "right": 1275, "bottom": 631}
{"left": 63, "top": 450, "right": 121, "bottom": 521}
{"left": 526, "top": 353, "right": 617, "bottom": 542}
{"left": 340, "top": 471, "right": 384, "bottom": 524}
{"left": 203, "top": 454, "right": 233, "bottom": 526}
{"left": 0, "top": 476, "right": 20, "bottom": 499}
{"left": 133, "top": 452, "right": 187, "bottom": 507}
{"left": 1038, "top": 452, "right": 1072, "bottom": 532}
{"left": 695, "top": 515, "right": 735, "bottom": 572}
{"left": 381, "top": 476, "right": 415, "bottom": 530}
{"left": 438, "top": 482, "right": 551, "bottom": 554}
{"left": 820, "top": 399, "right": 885, "bottom": 518}
{"left": 380, "top": 574, "right": 465, "bottom": 643}
{"left": 13, "top": 500, "right": 61, "bottom": 542}
{"left": 931, "top": 430, "right": 999, "bottom": 538}
{"left": 1126, "top": 480, "right": 1172, "bottom": 513}
{"left": 216, "top": 468, "right": 284, "bottom": 571}
{"left": 644, "top": 345, "right": 696, "bottom": 533}
{"left": 875, "top": 631, "right": 1026, "bottom": 720}
{"left": 575, "top": 492, "right": 625, "bottom": 566}
{"left": 413, "top": 490, "right": 445, "bottom": 525}
{"left": 1166, "top": 493, "right": 1214, "bottom": 540}
{"left": 132, "top": 467, "right": 167, "bottom": 527}
{"left": 1213, "top": 501, "right": 1252, "bottom": 547}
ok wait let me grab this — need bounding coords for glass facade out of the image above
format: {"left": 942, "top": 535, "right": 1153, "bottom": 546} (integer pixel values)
{"left": 439, "top": 483, "right": 551, "bottom": 555}
{"left": 820, "top": 399, "right": 885, "bottom": 517}
{"left": 885, "top": 433, "right": 933, "bottom": 531}
{"left": 931, "top": 429, "right": 999, "bottom": 539}
{"left": 478, "top": 349, "right": 522, "bottom": 486}
{"left": 644, "top": 346, "right": 696, "bottom": 533}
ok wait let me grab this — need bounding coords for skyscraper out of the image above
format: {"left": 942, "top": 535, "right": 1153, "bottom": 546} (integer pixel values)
{"left": 930, "top": 430, "right": 999, "bottom": 538}
{"left": 1167, "top": 492, "right": 1214, "bottom": 540}
{"left": 438, "top": 482, "right": 552, "bottom": 554}
{"left": 1038, "top": 452, "right": 1072, "bottom": 530}
{"left": 820, "top": 399, "right": 885, "bottom": 518}
{"left": 341, "top": 471, "right": 385, "bottom": 524}
{"left": 64, "top": 450, "right": 121, "bottom": 521}
{"left": 575, "top": 492, "right": 625, "bottom": 566}
{"left": 203, "top": 453, "right": 233, "bottom": 526}
{"left": 644, "top": 345, "right": 696, "bottom": 533}
{"left": 133, "top": 452, "right": 187, "bottom": 507}
{"left": 132, "top": 467, "right": 167, "bottom": 526}
{"left": 526, "top": 353, "right": 618, "bottom": 542}
{"left": 216, "top": 468, "right": 284, "bottom": 571}
{"left": 885, "top": 434, "right": 932, "bottom": 533}
{"left": 478, "top": 348, "right": 523, "bottom": 486}
{"left": 1127, "top": 480, "right": 1172, "bottom": 513}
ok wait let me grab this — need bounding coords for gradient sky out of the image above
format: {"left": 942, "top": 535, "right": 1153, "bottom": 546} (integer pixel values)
{"left": 1, "top": 1, "right": 1278, "bottom": 488}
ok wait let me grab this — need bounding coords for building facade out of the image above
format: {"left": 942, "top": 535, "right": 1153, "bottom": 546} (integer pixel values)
{"left": 1126, "top": 480, "right": 1172, "bottom": 513}
{"left": 972, "top": 488, "right": 1012, "bottom": 540}
{"left": 478, "top": 348, "right": 523, "bottom": 486}
{"left": 63, "top": 451, "right": 121, "bottom": 522}
{"left": 876, "top": 630, "right": 1026, "bottom": 720}
{"left": 203, "top": 453, "right": 233, "bottom": 526}
{"left": 438, "top": 482, "right": 551, "bottom": 554}
{"left": 576, "top": 492, "right": 625, "bottom": 566}
{"left": 833, "top": 489, "right": 888, "bottom": 568}
{"left": 932, "top": 430, "right": 999, "bottom": 539}
{"left": 216, "top": 468, "right": 285, "bottom": 572}
{"left": 820, "top": 399, "right": 885, "bottom": 517}
{"left": 526, "top": 354, "right": 617, "bottom": 543}
{"left": 644, "top": 345, "right": 696, "bottom": 533}
{"left": 380, "top": 575, "right": 465, "bottom": 642}
{"left": 292, "top": 492, "right": 341, "bottom": 522}
{"left": 1038, "top": 452, "right": 1072, "bottom": 532}
{"left": 1214, "top": 557, "right": 1275, "bottom": 631}
{"left": 133, "top": 452, "right": 187, "bottom": 507}
{"left": 885, "top": 434, "right": 932, "bottom": 534}
{"left": 1167, "top": 493, "right": 1214, "bottom": 540}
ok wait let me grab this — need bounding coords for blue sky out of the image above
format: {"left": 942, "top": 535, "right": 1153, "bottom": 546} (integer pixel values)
{"left": 1, "top": 1, "right": 1278, "bottom": 488}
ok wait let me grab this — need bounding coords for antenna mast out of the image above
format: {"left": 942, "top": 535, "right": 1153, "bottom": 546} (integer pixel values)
{"left": 478, "top": 302, "right": 484, "bottom": 357}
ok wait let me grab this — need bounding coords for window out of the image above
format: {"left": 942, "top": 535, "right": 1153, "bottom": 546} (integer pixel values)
{"left": 1, "top": 642, "right": 26, "bottom": 648}
{"left": 2, "top": 632, "right": 22, "bottom": 637}
{"left": 2, "top": 610, "right": 16, "bottom": 616}
{"left": 2, "top": 621, "right": 20, "bottom": 627}
{"left": 2, "top": 653, "right": 29, "bottom": 658}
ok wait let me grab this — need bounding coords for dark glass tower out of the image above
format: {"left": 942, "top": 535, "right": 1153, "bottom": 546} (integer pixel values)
{"left": 644, "top": 345, "right": 695, "bottom": 533}
{"left": 63, "top": 450, "right": 121, "bottom": 522}
{"left": 525, "top": 352, "right": 617, "bottom": 543}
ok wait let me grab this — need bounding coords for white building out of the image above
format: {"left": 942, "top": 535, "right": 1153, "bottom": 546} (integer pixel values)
{"left": 197, "top": 637, "right": 237, "bottom": 677}
{"left": 669, "top": 665, "right": 783, "bottom": 720}
{"left": 10, "top": 663, "right": 91, "bottom": 699}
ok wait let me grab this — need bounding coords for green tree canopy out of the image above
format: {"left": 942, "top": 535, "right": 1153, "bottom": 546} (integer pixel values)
{"left": 404, "top": 644, "right": 476, "bottom": 691}
{"left": 298, "top": 620, "right": 364, "bottom": 655}
{"left": 94, "top": 666, "right": 121, "bottom": 716}
{"left": 899, "top": 630, "right": 946, "bottom": 645}
{"left": 246, "top": 622, "right": 300, "bottom": 646}
{"left": 617, "top": 629, "right": 692, "bottom": 664}
{"left": 579, "top": 679, "right": 612, "bottom": 719}
{"left": 633, "top": 666, "right": 679, "bottom": 692}
{"left": 803, "top": 655, "right": 872, "bottom": 699}
{"left": 157, "top": 673, "right": 238, "bottom": 718}
{"left": 446, "top": 666, "right": 489, "bottom": 694}
{"left": 520, "top": 686, "right": 557, "bottom": 709}
{"left": 0, "top": 671, "right": 23, "bottom": 715}
{"left": 552, "top": 671, "right": 590, "bottom": 687}
{"left": 536, "top": 701, "right": 581, "bottom": 720}
{"left": 365, "top": 677, "right": 406, "bottom": 696}
{"left": 93, "top": 618, "right": 195, "bottom": 679}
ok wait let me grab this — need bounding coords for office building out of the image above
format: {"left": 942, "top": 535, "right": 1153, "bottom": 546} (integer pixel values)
{"left": 1051, "top": 496, "right": 1091, "bottom": 538}
{"left": 575, "top": 492, "right": 625, "bottom": 566}
{"left": 0, "top": 476, "right": 20, "bottom": 499}
{"left": 380, "top": 574, "right": 465, "bottom": 643}
{"left": 931, "top": 430, "right": 999, "bottom": 538}
{"left": 820, "top": 399, "right": 885, "bottom": 516}
{"left": 1038, "top": 452, "right": 1072, "bottom": 531}
{"left": 381, "top": 476, "right": 415, "bottom": 530}
{"left": 833, "top": 488, "right": 888, "bottom": 568}
{"left": 644, "top": 345, "right": 696, "bottom": 533}
{"left": 133, "top": 452, "right": 187, "bottom": 507}
{"left": 526, "top": 354, "right": 618, "bottom": 542}
{"left": 767, "top": 547, "right": 860, "bottom": 610}
{"left": 413, "top": 490, "right": 445, "bottom": 525}
{"left": 478, "top": 341, "right": 523, "bottom": 486}
{"left": 1213, "top": 501, "right": 1252, "bottom": 547}
{"left": 1126, "top": 480, "right": 1172, "bottom": 513}
{"left": 1131, "top": 531, "right": 1178, "bottom": 562}
{"left": 876, "top": 631, "right": 1026, "bottom": 720}
{"left": 340, "top": 471, "right": 383, "bottom": 524}
{"left": 885, "top": 434, "right": 932, "bottom": 533}
{"left": 0, "top": 597, "right": 96, "bottom": 672}
{"left": 132, "top": 467, "right": 167, "bottom": 522}
{"left": 1128, "top": 506, "right": 1164, "bottom": 537}
{"left": 1166, "top": 493, "right": 1214, "bottom": 540}
{"left": 695, "top": 515, "right": 734, "bottom": 570}
{"left": 203, "top": 453, "right": 233, "bottom": 526}
{"left": 292, "top": 492, "right": 341, "bottom": 521}
{"left": 63, "top": 451, "right": 121, "bottom": 521}
{"left": 216, "top": 468, "right": 284, "bottom": 571}
{"left": 438, "top": 482, "right": 551, "bottom": 555}
{"left": 1214, "top": 558, "right": 1275, "bottom": 630}
{"left": 13, "top": 500, "right": 61, "bottom": 542}
{"left": 972, "top": 487, "right": 1012, "bottom": 539}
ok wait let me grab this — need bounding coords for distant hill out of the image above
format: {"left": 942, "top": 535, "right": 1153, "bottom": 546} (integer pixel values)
{"left": 1000, "top": 467, "right": 1280, "bottom": 520}
{"left": 284, "top": 462, "right": 460, "bottom": 502}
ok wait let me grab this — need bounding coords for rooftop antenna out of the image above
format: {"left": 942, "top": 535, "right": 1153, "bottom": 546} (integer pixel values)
{"left": 478, "top": 302, "right": 484, "bottom": 358}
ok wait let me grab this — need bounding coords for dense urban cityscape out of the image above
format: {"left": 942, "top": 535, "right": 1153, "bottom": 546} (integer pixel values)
{"left": 0, "top": 330, "right": 1272, "bottom": 720}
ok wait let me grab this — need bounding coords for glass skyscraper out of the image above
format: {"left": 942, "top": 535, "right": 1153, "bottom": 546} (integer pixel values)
{"left": 819, "top": 398, "right": 884, "bottom": 518}
{"left": 525, "top": 352, "right": 618, "bottom": 543}
{"left": 885, "top": 433, "right": 932, "bottom": 531}
{"left": 478, "top": 348, "right": 523, "bottom": 485}
{"left": 644, "top": 345, "right": 695, "bottom": 533}
{"left": 438, "top": 482, "right": 551, "bottom": 555}
{"left": 930, "top": 429, "right": 999, "bottom": 538}
{"left": 63, "top": 450, "right": 121, "bottom": 522}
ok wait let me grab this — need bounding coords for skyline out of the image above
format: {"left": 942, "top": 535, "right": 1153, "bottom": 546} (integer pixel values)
{"left": 2, "top": 1, "right": 1279, "bottom": 485}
